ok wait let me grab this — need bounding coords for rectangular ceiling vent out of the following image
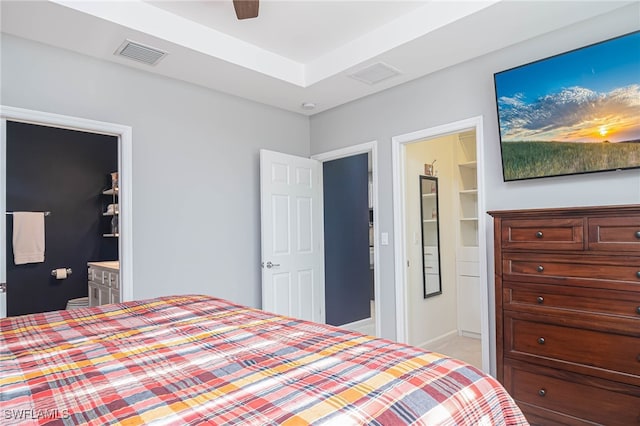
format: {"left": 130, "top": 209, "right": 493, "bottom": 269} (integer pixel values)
{"left": 115, "top": 40, "right": 167, "bottom": 66}
{"left": 348, "top": 62, "right": 401, "bottom": 85}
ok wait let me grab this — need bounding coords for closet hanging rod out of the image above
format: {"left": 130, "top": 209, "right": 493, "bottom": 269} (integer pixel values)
{"left": 6, "top": 211, "right": 51, "bottom": 216}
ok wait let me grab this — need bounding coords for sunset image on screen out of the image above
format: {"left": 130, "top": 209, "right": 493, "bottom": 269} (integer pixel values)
{"left": 494, "top": 31, "right": 640, "bottom": 180}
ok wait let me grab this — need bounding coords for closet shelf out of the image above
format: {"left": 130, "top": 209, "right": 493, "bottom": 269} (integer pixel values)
{"left": 102, "top": 212, "right": 119, "bottom": 216}
{"left": 102, "top": 233, "right": 119, "bottom": 237}
{"left": 422, "top": 193, "right": 437, "bottom": 198}
{"left": 102, "top": 188, "right": 118, "bottom": 196}
{"left": 458, "top": 161, "right": 477, "bottom": 169}
{"left": 460, "top": 217, "right": 479, "bottom": 221}
{"left": 423, "top": 219, "right": 438, "bottom": 223}
{"left": 459, "top": 189, "right": 478, "bottom": 195}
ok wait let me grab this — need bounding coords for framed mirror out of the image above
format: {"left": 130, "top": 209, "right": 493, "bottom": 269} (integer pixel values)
{"left": 420, "top": 175, "right": 442, "bottom": 298}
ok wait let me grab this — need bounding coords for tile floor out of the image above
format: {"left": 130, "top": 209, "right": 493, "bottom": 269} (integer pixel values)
{"left": 426, "top": 335, "right": 482, "bottom": 370}
{"left": 341, "top": 302, "right": 482, "bottom": 371}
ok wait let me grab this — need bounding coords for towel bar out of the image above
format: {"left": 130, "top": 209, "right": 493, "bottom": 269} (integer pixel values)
{"left": 6, "top": 211, "right": 51, "bottom": 216}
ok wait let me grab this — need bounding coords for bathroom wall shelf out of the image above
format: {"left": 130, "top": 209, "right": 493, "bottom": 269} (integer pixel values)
{"left": 102, "top": 172, "right": 119, "bottom": 237}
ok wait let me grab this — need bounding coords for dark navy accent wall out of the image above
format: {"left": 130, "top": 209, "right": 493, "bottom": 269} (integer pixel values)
{"left": 6, "top": 122, "right": 118, "bottom": 316}
{"left": 323, "top": 153, "right": 370, "bottom": 326}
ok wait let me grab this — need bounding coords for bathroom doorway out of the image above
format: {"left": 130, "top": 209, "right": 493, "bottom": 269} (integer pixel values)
{"left": 0, "top": 106, "right": 132, "bottom": 318}
{"left": 4, "top": 122, "right": 117, "bottom": 315}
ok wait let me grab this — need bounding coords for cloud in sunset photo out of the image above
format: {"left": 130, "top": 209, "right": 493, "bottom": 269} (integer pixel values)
{"left": 498, "top": 84, "right": 640, "bottom": 143}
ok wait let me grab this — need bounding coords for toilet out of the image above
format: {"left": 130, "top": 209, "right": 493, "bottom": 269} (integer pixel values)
{"left": 66, "top": 297, "right": 89, "bottom": 310}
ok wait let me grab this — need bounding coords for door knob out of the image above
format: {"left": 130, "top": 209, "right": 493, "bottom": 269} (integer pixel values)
{"left": 265, "top": 261, "right": 280, "bottom": 269}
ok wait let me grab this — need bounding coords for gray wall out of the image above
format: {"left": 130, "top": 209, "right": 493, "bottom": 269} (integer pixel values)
{"left": 1, "top": 34, "right": 310, "bottom": 309}
{"left": 310, "top": 5, "right": 640, "bottom": 363}
{"left": 2, "top": 4, "right": 638, "bottom": 370}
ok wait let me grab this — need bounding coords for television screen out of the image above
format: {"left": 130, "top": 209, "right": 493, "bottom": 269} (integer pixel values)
{"left": 494, "top": 31, "right": 640, "bottom": 181}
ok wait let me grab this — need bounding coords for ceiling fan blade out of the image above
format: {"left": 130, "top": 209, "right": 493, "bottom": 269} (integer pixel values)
{"left": 233, "top": 0, "right": 259, "bottom": 20}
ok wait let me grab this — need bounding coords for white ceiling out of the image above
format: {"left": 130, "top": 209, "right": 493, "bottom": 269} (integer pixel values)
{"left": 1, "top": 0, "right": 633, "bottom": 115}
{"left": 148, "top": 1, "right": 427, "bottom": 63}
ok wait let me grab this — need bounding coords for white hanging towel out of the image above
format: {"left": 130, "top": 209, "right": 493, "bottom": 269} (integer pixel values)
{"left": 12, "top": 212, "right": 45, "bottom": 265}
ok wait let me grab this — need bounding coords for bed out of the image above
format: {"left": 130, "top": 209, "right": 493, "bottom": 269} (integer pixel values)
{"left": 1, "top": 295, "right": 527, "bottom": 425}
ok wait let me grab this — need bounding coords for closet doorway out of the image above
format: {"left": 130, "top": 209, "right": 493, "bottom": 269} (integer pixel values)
{"left": 313, "top": 141, "right": 380, "bottom": 337}
{"left": 0, "top": 106, "right": 132, "bottom": 318}
{"left": 391, "top": 116, "right": 489, "bottom": 372}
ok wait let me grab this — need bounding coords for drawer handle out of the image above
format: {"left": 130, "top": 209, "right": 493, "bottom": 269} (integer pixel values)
{"left": 538, "top": 389, "right": 546, "bottom": 397}
{"left": 636, "top": 230, "right": 640, "bottom": 239}
{"left": 537, "top": 337, "right": 545, "bottom": 345}
{"left": 537, "top": 265, "right": 544, "bottom": 273}
{"left": 636, "top": 271, "right": 640, "bottom": 279}
{"left": 636, "top": 306, "right": 640, "bottom": 315}
{"left": 535, "top": 231, "right": 543, "bottom": 239}
{"left": 536, "top": 296, "right": 544, "bottom": 304}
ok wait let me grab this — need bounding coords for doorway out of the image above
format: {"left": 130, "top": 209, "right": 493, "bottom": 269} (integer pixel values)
{"left": 0, "top": 106, "right": 132, "bottom": 318}
{"left": 5, "top": 122, "right": 118, "bottom": 315}
{"left": 312, "top": 141, "right": 380, "bottom": 337}
{"left": 391, "top": 117, "right": 490, "bottom": 372}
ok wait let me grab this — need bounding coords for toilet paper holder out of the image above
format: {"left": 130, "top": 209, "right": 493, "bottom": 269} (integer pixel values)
{"left": 51, "top": 268, "right": 72, "bottom": 277}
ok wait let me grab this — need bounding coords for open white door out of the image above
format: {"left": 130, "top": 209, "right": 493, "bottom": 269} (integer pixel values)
{"left": 1, "top": 118, "right": 6, "bottom": 318}
{"left": 260, "top": 149, "right": 324, "bottom": 323}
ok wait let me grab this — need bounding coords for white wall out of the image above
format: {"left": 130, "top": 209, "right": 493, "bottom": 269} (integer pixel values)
{"left": 310, "top": 4, "right": 640, "bottom": 365}
{"left": 1, "top": 35, "right": 310, "bottom": 309}
{"left": 405, "top": 135, "right": 458, "bottom": 347}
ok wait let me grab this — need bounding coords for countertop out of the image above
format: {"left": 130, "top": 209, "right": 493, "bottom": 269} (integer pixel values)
{"left": 88, "top": 261, "right": 119, "bottom": 271}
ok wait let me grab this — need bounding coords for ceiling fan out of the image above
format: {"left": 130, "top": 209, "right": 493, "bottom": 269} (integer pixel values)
{"left": 233, "top": 0, "right": 259, "bottom": 20}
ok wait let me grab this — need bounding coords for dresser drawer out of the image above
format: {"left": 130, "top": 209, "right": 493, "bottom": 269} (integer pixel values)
{"left": 589, "top": 216, "right": 640, "bottom": 252}
{"left": 505, "top": 282, "right": 640, "bottom": 319}
{"left": 501, "top": 218, "right": 584, "bottom": 251}
{"left": 505, "top": 315, "right": 640, "bottom": 379}
{"left": 503, "top": 253, "right": 640, "bottom": 289}
{"left": 505, "top": 362, "right": 640, "bottom": 426}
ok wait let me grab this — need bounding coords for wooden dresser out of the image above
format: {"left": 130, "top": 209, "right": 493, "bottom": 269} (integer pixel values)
{"left": 489, "top": 205, "right": 640, "bottom": 425}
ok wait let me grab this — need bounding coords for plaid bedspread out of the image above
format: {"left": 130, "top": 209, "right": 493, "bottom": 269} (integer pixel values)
{"left": 1, "top": 295, "right": 527, "bottom": 425}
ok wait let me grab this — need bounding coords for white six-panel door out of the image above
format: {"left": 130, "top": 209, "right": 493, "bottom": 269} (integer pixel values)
{"left": 260, "top": 149, "right": 324, "bottom": 323}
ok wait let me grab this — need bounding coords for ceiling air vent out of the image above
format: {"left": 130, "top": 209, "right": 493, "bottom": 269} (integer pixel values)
{"left": 114, "top": 40, "right": 167, "bottom": 66}
{"left": 348, "top": 62, "right": 401, "bottom": 85}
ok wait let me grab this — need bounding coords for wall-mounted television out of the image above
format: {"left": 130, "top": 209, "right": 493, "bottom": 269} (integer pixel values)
{"left": 494, "top": 30, "right": 640, "bottom": 182}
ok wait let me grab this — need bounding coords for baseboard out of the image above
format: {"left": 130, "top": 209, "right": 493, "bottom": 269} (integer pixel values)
{"left": 415, "top": 329, "right": 459, "bottom": 350}
{"left": 459, "top": 330, "right": 481, "bottom": 339}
